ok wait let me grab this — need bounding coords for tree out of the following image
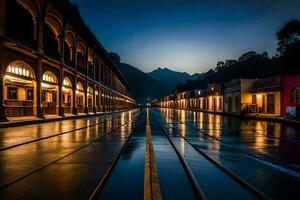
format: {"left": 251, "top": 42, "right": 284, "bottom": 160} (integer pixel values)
{"left": 276, "top": 19, "right": 300, "bottom": 73}
{"left": 239, "top": 51, "right": 256, "bottom": 61}
{"left": 276, "top": 19, "right": 300, "bottom": 54}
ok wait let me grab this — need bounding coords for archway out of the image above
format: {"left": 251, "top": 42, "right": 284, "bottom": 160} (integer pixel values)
{"left": 62, "top": 77, "right": 73, "bottom": 114}
{"left": 76, "top": 82, "right": 85, "bottom": 113}
{"left": 42, "top": 71, "right": 58, "bottom": 115}
{"left": 5, "top": 0, "right": 36, "bottom": 47}
{"left": 64, "top": 31, "right": 75, "bottom": 66}
{"left": 4, "top": 61, "right": 36, "bottom": 117}
{"left": 76, "top": 42, "right": 86, "bottom": 74}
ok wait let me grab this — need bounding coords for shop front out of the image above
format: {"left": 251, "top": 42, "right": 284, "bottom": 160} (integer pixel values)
{"left": 251, "top": 76, "right": 281, "bottom": 115}
{"left": 42, "top": 71, "right": 58, "bottom": 115}
{"left": 62, "top": 77, "right": 73, "bottom": 114}
{"left": 76, "top": 82, "right": 85, "bottom": 113}
{"left": 4, "top": 61, "right": 36, "bottom": 117}
{"left": 87, "top": 86, "right": 94, "bottom": 113}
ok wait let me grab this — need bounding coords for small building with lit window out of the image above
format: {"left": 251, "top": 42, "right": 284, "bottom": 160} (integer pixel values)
{"left": 206, "top": 83, "right": 223, "bottom": 112}
{"left": 188, "top": 89, "right": 208, "bottom": 110}
{"left": 224, "top": 79, "right": 255, "bottom": 114}
{"left": 251, "top": 76, "right": 281, "bottom": 115}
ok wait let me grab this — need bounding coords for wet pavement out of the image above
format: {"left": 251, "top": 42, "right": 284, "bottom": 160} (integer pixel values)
{"left": 155, "top": 108, "right": 300, "bottom": 199}
{"left": 0, "top": 110, "right": 140, "bottom": 199}
{"left": 98, "top": 111, "right": 146, "bottom": 200}
{"left": 1, "top": 108, "right": 300, "bottom": 199}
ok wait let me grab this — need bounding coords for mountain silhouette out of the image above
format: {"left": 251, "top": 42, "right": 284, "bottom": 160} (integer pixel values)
{"left": 117, "top": 63, "right": 167, "bottom": 104}
{"left": 147, "top": 67, "right": 203, "bottom": 92}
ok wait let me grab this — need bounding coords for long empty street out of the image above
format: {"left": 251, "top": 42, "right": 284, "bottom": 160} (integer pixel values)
{"left": 0, "top": 108, "right": 299, "bottom": 199}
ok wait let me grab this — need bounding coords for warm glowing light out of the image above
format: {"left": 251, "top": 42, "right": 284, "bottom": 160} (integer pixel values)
{"left": 76, "top": 82, "right": 84, "bottom": 91}
{"left": 4, "top": 75, "right": 33, "bottom": 84}
{"left": 257, "top": 94, "right": 262, "bottom": 99}
{"left": 87, "top": 86, "right": 93, "bottom": 94}
{"left": 63, "top": 77, "right": 72, "bottom": 87}
{"left": 43, "top": 71, "right": 57, "bottom": 84}
{"left": 41, "top": 82, "right": 55, "bottom": 88}
{"left": 6, "top": 61, "right": 34, "bottom": 78}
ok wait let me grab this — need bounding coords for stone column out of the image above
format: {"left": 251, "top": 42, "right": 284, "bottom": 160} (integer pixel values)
{"left": 84, "top": 47, "right": 88, "bottom": 114}
{"left": 72, "top": 75, "right": 77, "bottom": 115}
{"left": 58, "top": 68, "right": 64, "bottom": 116}
{"left": 58, "top": 35, "right": 64, "bottom": 117}
{"left": 0, "top": 0, "right": 7, "bottom": 121}
{"left": 92, "top": 53, "right": 96, "bottom": 113}
{"left": 73, "top": 46, "right": 78, "bottom": 114}
{"left": 36, "top": 18, "right": 44, "bottom": 118}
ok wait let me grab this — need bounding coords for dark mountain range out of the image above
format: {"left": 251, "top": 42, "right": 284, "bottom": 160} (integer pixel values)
{"left": 147, "top": 67, "right": 203, "bottom": 92}
{"left": 117, "top": 63, "right": 166, "bottom": 104}
{"left": 109, "top": 52, "right": 203, "bottom": 104}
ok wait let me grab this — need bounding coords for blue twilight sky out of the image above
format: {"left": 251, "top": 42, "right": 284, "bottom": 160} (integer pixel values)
{"left": 70, "top": 0, "right": 300, "bottom": 74}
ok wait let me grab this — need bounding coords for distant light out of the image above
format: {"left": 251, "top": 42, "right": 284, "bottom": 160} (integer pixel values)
{"left": 198, "top": 90, "right": 201, "bottom": 95}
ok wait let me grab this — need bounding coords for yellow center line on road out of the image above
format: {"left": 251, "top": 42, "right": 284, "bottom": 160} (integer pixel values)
{"left": 144, "top": 109, "right": 162, "bottom": 200}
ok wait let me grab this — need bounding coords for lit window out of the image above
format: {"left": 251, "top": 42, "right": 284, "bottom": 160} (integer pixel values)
{"left": 42, "top": 71, "right": 57, "bottom": 84}
{"left": 6, "top": 61, "right": 34, "bottom": 79}
{"left": 76, "top": 82, "right": 84, "bottom": 91}
{"left": 7, "top": 87, "right": 18, "bottom": 100}
{"left": 88, "top": 86, "right": 93, "bottom": 94}
{"left": 291, "top": 87, "right": 300, "bottom": 103}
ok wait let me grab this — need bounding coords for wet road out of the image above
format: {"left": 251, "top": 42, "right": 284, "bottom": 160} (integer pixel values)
{"left": 0, "top": 109, "right": 141, "bottom": 199}
{"left": 1, "top": 108, "right": 300, "bottom": 199}
{"left": 155, "top": 108, "right": 300, "bottom": 199}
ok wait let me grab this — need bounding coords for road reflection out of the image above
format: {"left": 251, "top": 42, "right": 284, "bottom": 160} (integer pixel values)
{"left": 158, "top": 108, "right": 300, "bottom": 165}
{"left": 156, "top": 108, "right": 300, "bottom": 199}
{"left": 0, "top": 110, "right": 140, "bottom": 188}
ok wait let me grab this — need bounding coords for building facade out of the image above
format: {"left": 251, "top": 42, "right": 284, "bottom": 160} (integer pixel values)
{"left": 206, "top": 83, "right": 223, "bottom": 112}
{"left": 151, "top": 83, "right": 223, "bottom": 113}
{"left": 0, "top": 0, "right": 136, "bottom": 121}
{"left": 251, "top": 76, "right": 281, "bottom": 115}
{"left": 281, "top": 75, "right": 300, "bottom": 119}
{"left": 224, "top": 79, "right": 255, "bottom": 114}
{"left": 152, "top": 75, "right": 300, "bottom": 120}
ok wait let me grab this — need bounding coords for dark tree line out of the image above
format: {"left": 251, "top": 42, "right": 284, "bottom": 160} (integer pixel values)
{"left": 176, "top": 19, "right": 300, "bottom": 92}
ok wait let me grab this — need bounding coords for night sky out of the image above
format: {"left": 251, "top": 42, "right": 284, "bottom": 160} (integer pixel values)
{"left": 70, "top": 0, "right": 300, "bottom": 74}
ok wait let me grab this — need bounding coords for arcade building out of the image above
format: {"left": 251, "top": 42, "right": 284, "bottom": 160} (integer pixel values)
{"left": 0, "top": 0, "right": 136, "bottom": 121}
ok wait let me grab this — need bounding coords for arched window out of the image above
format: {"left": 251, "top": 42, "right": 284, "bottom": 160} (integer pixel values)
{"left": 291, "top": 87, "right": 300, "bottom": 103}
{"left": 42, "top": 71, "right": 58, "bottom": 84}
{"left": 87, "top": 86, "right": 93, "bottom": 94}
{"left": 63, "top": 77, "right": 72, "bottom": 88}
{"left": 77, "top": 42, "right": 86, "bottom": 74}
{"left": 76, "top": 82, "right": 84, "bottom": 92}
{"left": 88, "top": 49, "right": 94, "bottom": 78}
{"left": 43, "top": 24, "right": 59, "bottom": 59}
{"left": 95, "top": 57, "right": 101, "bottom": 82}
{"left": 64, "top": 32, "right": 75, "bottom": 66}
{"left": 5, "top": 0, "right": 35, "bottom": 48}
{"left": 6, "top": 61, "right": 35, "bottom": 79}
